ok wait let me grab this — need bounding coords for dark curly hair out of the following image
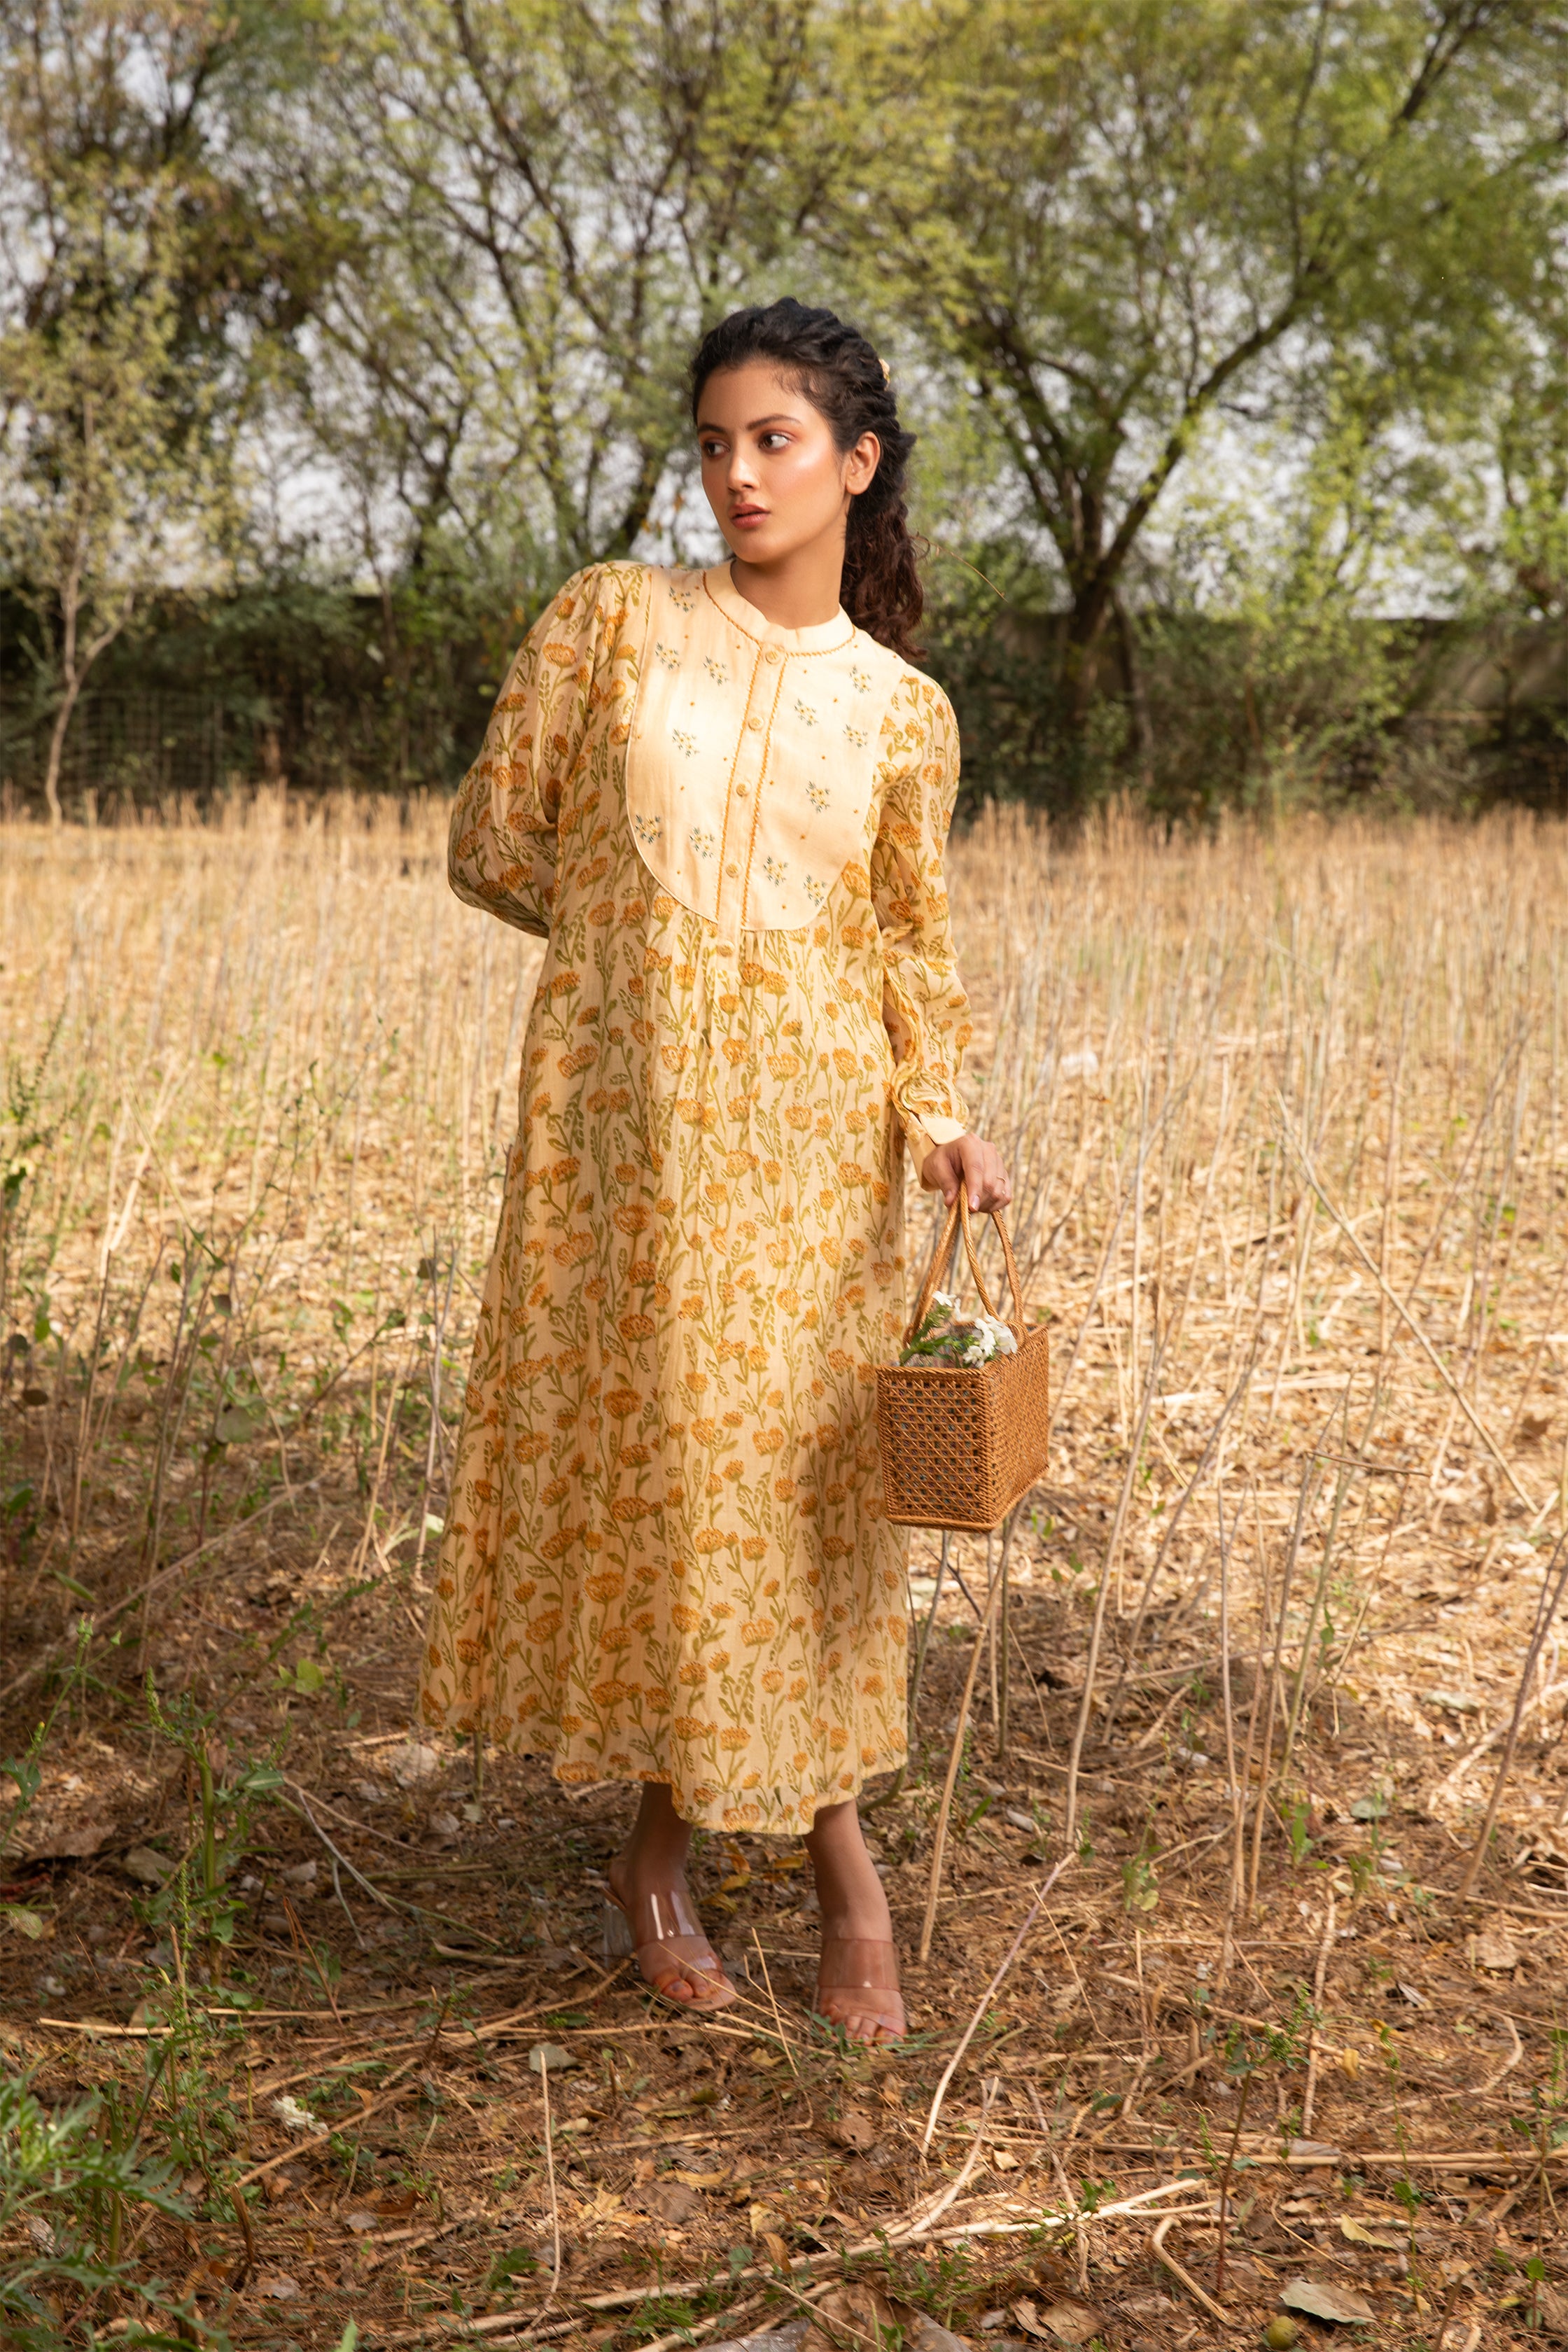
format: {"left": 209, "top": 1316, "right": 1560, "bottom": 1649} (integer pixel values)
{"left": 689, "top": 298, "right": 924, "bottom": 664}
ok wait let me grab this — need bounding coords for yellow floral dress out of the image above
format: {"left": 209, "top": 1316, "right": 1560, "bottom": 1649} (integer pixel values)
{"left": 419, "top": 560, "right": 972, "bottom": 1833}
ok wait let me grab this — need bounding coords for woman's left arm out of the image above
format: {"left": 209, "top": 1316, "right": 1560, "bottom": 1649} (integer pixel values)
{"left": 870, "top": 680, "right": 1011, "bottom": 1214}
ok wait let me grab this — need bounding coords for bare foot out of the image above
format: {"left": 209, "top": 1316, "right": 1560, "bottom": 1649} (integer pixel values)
{"left": 606, "top": 1784, "right": 735, "bottom": 2011}
{"left": 805, "top": 1798, "right": 905, "bottom": 2043}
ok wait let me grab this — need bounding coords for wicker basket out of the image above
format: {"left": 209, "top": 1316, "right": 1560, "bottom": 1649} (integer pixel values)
{"left": 876, "top": 1195, "right": 1049, "bottom": 1533}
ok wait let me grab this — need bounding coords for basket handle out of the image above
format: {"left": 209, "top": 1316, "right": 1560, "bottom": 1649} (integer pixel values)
{"left": 904, "top": 1193, "right": 1029, "bottom": 1348}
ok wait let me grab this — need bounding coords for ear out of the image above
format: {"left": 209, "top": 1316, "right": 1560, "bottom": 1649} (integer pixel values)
{"left": 844, "top": 430, "right": 881, "bottom": 498}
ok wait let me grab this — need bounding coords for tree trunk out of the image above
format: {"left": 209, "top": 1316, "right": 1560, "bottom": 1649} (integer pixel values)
{"left": 42, "top": 678, "right": 80, "bottom": 827}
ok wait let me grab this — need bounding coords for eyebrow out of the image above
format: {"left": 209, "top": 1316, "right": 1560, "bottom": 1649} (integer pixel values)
{"left": 695, "top": 412, "right": 803, "bottom": 435}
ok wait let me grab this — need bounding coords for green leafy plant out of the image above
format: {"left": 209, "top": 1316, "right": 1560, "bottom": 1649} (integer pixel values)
{"left": 0, "top": 2064, "right": 220, "bottom": 2349}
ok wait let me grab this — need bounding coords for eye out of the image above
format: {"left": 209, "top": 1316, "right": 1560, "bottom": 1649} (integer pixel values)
{"left": 759, "top": 431, "right": 791, "bottom": 451}
{"left": 699, "top": 437, "right": 727, "bottom": 459}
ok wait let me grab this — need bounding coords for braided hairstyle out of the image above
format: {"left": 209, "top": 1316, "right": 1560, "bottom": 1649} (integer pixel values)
{"left": 689, "top": 298, "right": 924, "bottom": 664}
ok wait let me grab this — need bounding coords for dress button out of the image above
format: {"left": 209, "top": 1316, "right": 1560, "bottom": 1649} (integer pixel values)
{"left": 747, "top": 715, "right": 763, "bottom": 732}
{"left": 735, "top": 785, "right": 748, "bottom": 802}
{"left": 725, "top": 861, "right": 738, "bottom": 877}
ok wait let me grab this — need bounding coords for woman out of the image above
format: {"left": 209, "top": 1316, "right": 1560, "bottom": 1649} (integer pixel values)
{"left": 421, "top": 297, "right": 1011, "bottom": 2044}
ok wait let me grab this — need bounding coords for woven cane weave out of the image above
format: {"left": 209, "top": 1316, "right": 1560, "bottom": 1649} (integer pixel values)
{"left": 876, "top": 1196, "right": 1050, "bottom": 1532}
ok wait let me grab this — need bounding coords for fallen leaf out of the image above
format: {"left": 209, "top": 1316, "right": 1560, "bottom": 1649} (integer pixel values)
{"left": 992, "top": 2146, "right": 1020, "bottom": 2171}
{"left": 1, "top": 1903, "right": 49, "bottom": 1940}
{"left": 673, "top": 2169, "right": 729, "bottom": 2189}
{"left": 802, "top": 2282, "right": 899, "bottom": 2352}
{"left": 1038, "top": 2302, "right": 1105, "bottom": 2347}
{"left": 427, "top": 1809, "right": 461, "bottom": 1843}
{"left": 1392, "top": 1981, "right": 1429, "bottom": 2008}
{"left": 827, "top": 2104, "right": 876, "bottom": 2152}
{"left": 1281, "top": 2278, "right": 1376, "bottom": 2325}
{"left": 255, "top": 2272, "right": 300, "bottom": 2300}
{"left": 1011, "top": 2299, "right": 1047, "bottom": 2339}
{"left": 760, "top": 2228, "right": 790, "bottom": 2269}
{"left": 345, "top": 2210, "right": 378, "bottom": 2234}
{"left": 1340, "top": 2218, "right": 1404, "bottom": 2250}
{"left": 214, "top": 1405, "right": 263, "bottom": 1443}
{"left": 1469, "top": 1929, "right": 1521, "bottom": 1972}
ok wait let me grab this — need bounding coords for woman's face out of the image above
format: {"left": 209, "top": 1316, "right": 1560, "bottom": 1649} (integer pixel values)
{"left": 695, "top": 361, "right": 880, "bottom": 575}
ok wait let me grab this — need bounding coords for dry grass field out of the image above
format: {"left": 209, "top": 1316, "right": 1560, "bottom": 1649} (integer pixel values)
{"left": 2, "top": 799, "right": 1567, "bottom": 2352}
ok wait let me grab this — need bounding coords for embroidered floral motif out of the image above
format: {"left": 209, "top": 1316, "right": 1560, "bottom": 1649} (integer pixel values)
{"left": 668, "top": 584, "right": 698, "bottom": 612}
{"left": 632, "top": 811, "right": 662, "bottom": 847}
{"left": 850, "top": 664, "right": 872, "bottom": 692}
{"left": 762, "top": 854, "right": 788, "bottom": 886}
{"left": 702, "top": 654, "right": 729, "bottom": 686}
{"left": 804, "top": 874, "right": 826, "bottom": 906}
{"left": 792, "top": 696, "right": 819, "bottom": 727}
{"left": 843, "top": 725, "right": 867, "bottom": 750}
{"left": 672, "top": 729, "right": 699, "bottom": 758}
{"left": 806, "top": 783, "right": 830, "bottom": 811}
{"left": 654, "top": 640, "right": 680, "bottom": 671}
{"left": 689, "top": 823, "right": 717, "bottom": 859}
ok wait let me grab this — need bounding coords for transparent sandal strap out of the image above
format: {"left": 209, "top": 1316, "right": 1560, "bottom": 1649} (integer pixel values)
{"left": 640, "top": 1886, "right": 705, "bottom": 1945}
{"left": 819, "top": 1937, "right": 901, "bottom": 1991}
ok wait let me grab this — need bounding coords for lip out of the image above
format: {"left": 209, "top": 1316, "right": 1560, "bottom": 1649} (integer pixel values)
{"left": 729, "top": 504, "right": 769, "bottom": 526}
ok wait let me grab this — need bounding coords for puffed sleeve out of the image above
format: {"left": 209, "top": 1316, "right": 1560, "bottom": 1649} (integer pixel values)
{"left": 448, "top": 565, "right": 612, "bottom": 936}
{"left": 870, "top": 678, "right": 974, "bottom": 1173}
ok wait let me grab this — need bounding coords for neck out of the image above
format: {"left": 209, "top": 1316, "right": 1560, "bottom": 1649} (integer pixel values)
{"left": 726, "top": 536, "right": 846, "bottom": 631}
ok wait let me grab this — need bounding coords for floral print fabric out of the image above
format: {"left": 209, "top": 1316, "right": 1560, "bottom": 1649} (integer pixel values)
{"left": 420, "top": 560, "right": 972, "bottom": 1833}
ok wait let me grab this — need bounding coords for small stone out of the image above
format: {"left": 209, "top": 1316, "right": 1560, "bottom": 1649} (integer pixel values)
{"left": 388, "top": 1740, "right": 442, "bottom": 1788}
{"left": 255, "top": 2272, "right": 300, "bottom": 2300}
{"left": 428, "top": 1809, "right": 461, "bottom": 1844}
{"left": 120, "top": 1847, "right": 168, "bottom": 1887}
{"left": 528, "top": 2042, "right": 577, "bottom": 2073}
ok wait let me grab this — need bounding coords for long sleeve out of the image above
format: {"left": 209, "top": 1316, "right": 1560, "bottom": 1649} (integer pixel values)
{"left": 871, "top": 677, "right": 973, "bottom": 1173}
{"left": 448, "top": 565, "right": 615, "bottom": 936}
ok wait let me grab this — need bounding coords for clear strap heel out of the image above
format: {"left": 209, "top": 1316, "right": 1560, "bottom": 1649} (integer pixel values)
{"left": 815, "top": 1935, "right": 905, "bottom": 2045}
{"left": 602, "top": 1868, "right": 736, "bottom": 2013}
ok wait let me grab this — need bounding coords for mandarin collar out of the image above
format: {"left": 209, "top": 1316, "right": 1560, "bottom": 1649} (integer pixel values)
{"left": 702, "top": 561, "right": 855, "bottom": 654}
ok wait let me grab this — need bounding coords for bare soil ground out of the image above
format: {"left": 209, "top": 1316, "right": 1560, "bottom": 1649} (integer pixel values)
{"left": 2, "top": 802, "right": 1566, "bottom": 2352}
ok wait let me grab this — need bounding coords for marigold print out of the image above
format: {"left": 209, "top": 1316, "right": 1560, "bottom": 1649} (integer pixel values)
{"left": 424, "top": 558, "right": 972, "bottom": 1835}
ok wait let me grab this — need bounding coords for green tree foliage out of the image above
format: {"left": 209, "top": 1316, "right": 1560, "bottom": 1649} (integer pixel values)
{"left": 1, "top": 0, "right": 1565, "bottom": 816}
{"left": 0, "top": 1, "right": 332, "bottom": 817}
{"left": 841, "top": 0, "right": 1567, "bottom": 732}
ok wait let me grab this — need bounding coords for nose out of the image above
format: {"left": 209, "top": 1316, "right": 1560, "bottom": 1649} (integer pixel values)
{"left": 726, "top": 439, "right": 759, "bottom": 496}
